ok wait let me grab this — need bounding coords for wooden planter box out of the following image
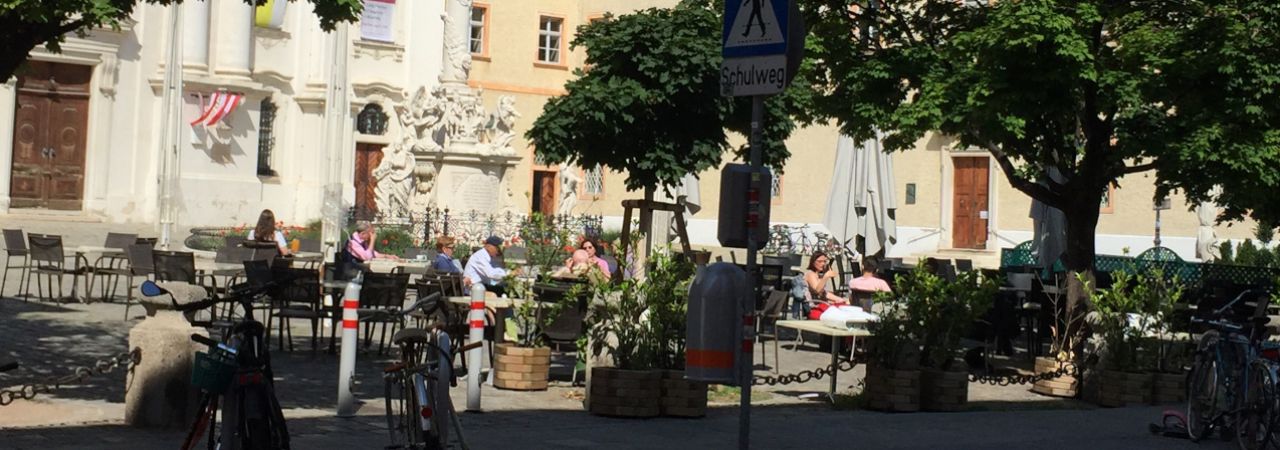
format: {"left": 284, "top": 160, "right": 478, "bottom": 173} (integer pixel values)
{"left": 1151, "top": 372, "right": 1186, "bottom": 404}
{"left": 589, "top": 367, "right": 661, "bottom": 418}
{"left": 920, "top": 368, "right": 969, "bottom": 412}
{"left": 493, "top": 344, "right": 551, "bottom": 391}
{"left": 1095, "top": 370, "right": 1153, "bottom": 407}
{"left": 864, "top": 364, "right": 921, "bottom": 412}
{"left": 659, "top": 370, "right": 708, "bottom": 418}
{"left": 1030, "top": 357, "right": 1079, "bottom": 398}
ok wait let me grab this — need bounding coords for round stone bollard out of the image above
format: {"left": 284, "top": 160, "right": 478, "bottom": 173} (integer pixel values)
{"left": 125, "top": 282, "right": 209, "bottom": 428}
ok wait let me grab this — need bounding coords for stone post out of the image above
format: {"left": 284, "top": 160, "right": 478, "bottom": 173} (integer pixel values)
{"left": 125, "top": 284, "right": 209, "bottom": 428}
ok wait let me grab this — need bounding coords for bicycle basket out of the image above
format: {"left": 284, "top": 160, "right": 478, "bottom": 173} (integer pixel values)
{"left": 191, "top": 349, "right": 236, "bottom": 394}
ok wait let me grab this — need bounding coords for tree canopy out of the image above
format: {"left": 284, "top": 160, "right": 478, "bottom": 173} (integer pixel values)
{"left": 0, "top": 0, "right": 362, "bottom": 82}
{"left": 526, "top": 0, "right": 816, "bottom": 192}
{"left": 803, "top": 0, "right": 1280, "bottom": 272}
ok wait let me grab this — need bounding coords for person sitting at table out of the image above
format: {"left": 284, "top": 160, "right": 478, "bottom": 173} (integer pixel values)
{"left": 246, "top": 209, "right": 291, "bottom": 256}
{"left": 564, "top": 237, "right": 610, "bottom": 275}
{"left": 464, "top": 235, "right": 510, "bottom": 296}
{"left": 339, "top": 221, "right": 398, "bottom": 279}
{"left": 432, "top": 236, "right": 463, "bottom": 273}
{"left": 848, "top": 257, "right": 892, "bottom": 293}
{"left": 804, "top": 251, "right": 847, "bottom": 304}
{"left": 552, "top": 249, "right": 607, "bottom": 283}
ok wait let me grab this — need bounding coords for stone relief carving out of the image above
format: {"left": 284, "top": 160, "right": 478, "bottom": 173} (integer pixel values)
{"left": 484, "top": 96, "right": 520, "bottom": 156}
{"left": 373, "top": 140, "right": 417, "bottom": 218}
{"left": 396, "top": 86, "right": 444, "bottom": 153}
{"left": 558, "top": 169, "right": 581, "bottom": 216}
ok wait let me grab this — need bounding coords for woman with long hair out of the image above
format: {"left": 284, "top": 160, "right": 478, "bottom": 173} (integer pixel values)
{"left": 247, "top": 209, "right": 291, "bottom": 256}
{"left": 564, "top": 237, "right": 610, "bottom": 274}
{"left": 804, "top": 250, "right": 845, "bottom": 304}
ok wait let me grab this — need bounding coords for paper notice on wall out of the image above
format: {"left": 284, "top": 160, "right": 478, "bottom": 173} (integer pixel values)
{"left": 360, "top": 0, "right": 395, "bottom": 42}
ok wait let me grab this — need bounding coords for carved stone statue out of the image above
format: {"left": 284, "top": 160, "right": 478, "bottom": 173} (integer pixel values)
{"left": 396, "top": 86, "right": 445, "bottom": 153}
{"left": 558, "top": 169, "right": 581, "bottom": 216}
{"left": 485, "top": 96, "right": 521, "bottom": 155}
{"left": 1196, "top": 201, "right": 1221, "bottom": 262}
{"left": 373, "top": 140, "right": 416, "bottom": 218}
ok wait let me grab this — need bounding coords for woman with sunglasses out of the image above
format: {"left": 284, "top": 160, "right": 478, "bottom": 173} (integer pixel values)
{"left": 804, "top": 251, "right": 847, "bottom": 304}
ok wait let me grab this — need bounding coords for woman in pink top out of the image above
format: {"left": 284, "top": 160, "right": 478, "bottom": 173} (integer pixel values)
{"left": 565, "top": 237, "right": 610, "bottom": 274}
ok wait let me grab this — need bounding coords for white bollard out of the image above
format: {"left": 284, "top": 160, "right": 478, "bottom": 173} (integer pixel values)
{"left": 466, "top": 283, "right": 485, "bottom": 412}
{"left": 336, "top": 272, "right": 363, "bottom": 417}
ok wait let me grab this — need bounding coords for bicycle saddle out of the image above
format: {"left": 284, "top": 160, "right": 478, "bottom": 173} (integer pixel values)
{"left": 392, "top": 328, "right": 434, "bottom": 345}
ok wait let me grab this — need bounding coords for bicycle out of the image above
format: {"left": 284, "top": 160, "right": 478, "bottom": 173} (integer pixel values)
{"left": 1186, "top": 288, "right": 1278, "bottom": 449}
{"left": 140, "top": 279, "right": 291, "bottom": 450}
{"left": 367, "top": 292, "right": 480, "bottom": 450}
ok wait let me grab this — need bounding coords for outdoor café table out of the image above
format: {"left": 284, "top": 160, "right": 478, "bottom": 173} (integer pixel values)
{"left": 64, "top": 245, "right": 119, "bottom": 302}
{"left": 775, "top": 319, "right": 871, "bottom": 404}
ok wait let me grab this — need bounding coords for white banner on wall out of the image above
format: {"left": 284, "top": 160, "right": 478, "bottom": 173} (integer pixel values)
{"left": 360, "top": 0, "right": 395, "bottom": 42}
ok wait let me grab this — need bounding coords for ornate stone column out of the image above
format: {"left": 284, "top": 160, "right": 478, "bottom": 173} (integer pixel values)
{"left": 182, "top": 0, "right": 210, "bottom": 71}
{"left": 440, "top": 0, "right": 473, "bottom": 85}
{"left": 213, "top": 0, "right": 254, "bottom": 77}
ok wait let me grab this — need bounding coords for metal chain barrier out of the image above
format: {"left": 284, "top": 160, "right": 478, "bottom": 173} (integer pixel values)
{"left": 753, "top": 356, "right": 863, "bottom": 386}
{"left": 752, "top": 355, "right": 1086, "bottom": 387}
{"left": 968, "top": 360, "right": 1079, "bottom": 386}
{"left": 0, "top": 350, "right": 138, "bottom": 407}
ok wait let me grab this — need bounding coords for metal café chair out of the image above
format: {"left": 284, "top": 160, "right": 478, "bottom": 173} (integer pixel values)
{"left": 26, "top": 234, "right": 90, "bottom": 303}
{"left": 89, "top": 232, "right": 138, "bottom": 302}
{"left": 359, "top": 272, "right": 411, "bottom": 355}
{"left": 267, "top": 266, "right": 325, "bottom": 352}
{"left": 755, "top": 290, "right": 790, "bottom": 373}
{"left": 119, "top": 243, "right": 156, "bottom": 319}
{"left": 2, "top": 229, "right": 32, "bottom": 300}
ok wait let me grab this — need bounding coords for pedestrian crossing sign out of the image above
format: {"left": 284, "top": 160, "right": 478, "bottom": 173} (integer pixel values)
{"left": 723, "top": 0, "right": 790, "bottom": 58}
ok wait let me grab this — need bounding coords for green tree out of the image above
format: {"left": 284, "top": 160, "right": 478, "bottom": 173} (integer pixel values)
{"left": 0, "top": 0, "right": 362, "bottom": 82}
{"left": 802, "top": 0, "right": 1280, "bottom": 304}
{"left": 526, "top": 0, "right": 816, "bottom": 194}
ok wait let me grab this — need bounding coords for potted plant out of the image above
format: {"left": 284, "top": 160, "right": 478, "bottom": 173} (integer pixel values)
{"left": 1031, "top": 273, "right": 1090, "bottom": 398}
{"left": 906, "top": 269, "right": 996, "bottom": 412}
{"left": 1143, "top": 269, "right": 1187, "bottom": 404}
{"left": 863, "top": 281, "right": 922, "bottom": 412}
{"left": 492, "top": 216, "right": 573, "bottom": 391}
{"left": 582, "top": 241, "right": 702, "bottom": 418}
{"left": 1087, "top": 269, "right": 1157, "bottom": 407}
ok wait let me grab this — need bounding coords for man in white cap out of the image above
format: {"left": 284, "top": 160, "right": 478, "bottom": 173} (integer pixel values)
{"left": 464, "top": 235, "right": 509, "bottom": 295}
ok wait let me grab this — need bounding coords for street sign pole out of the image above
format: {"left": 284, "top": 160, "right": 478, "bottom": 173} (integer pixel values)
{"left": 739, "top": 94, "right": 765, "bottom": 450}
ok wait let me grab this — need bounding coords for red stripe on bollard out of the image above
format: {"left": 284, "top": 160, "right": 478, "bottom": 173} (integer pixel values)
{"left": 469, "top": 320, "right": 485, "bottom": 328}
{"left": 470, "top": 302, "right": 485, "bottom": 309}
{"left": 343, "top": 319, "right": 358, "bottom": 329}
{"left": 344, "top": 299, "right": 359, "bottom": 309}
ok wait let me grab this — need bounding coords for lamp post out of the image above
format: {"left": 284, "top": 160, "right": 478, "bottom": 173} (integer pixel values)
{"left": 157, "top": 4, "right": 184, "bottom": 250}
{"left": 321, "top": 23, "right": 350, "bottom": 257}
{"left": 1154, "top": 196, "right": 1171, "bottom": 247}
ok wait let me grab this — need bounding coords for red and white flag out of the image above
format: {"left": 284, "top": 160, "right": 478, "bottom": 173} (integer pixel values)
{"left": 191, "top": 91, "right": 244, "bottom": 127}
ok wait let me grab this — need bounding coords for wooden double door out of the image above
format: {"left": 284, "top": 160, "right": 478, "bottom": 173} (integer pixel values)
{"left": 10, "top": 61, "right": 92, "bottom": 210}
{"left": 952, "top": 156, "right": 990, "bottom": 249}
{"left": 353, "top": 143, "right": 384, "bottom": 220}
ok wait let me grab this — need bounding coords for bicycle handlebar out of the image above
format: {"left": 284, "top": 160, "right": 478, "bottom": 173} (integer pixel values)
{"left": 358, "top": 292, "right": 444, "bottom": 322}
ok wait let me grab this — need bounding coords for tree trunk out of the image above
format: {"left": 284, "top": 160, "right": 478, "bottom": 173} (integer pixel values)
{"left": 1057, "top": 196, "right": 1102, "bottom": 360}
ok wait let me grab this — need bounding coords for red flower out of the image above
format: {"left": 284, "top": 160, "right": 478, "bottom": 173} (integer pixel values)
{"left": 382, "top": 239, "right": 389, "bottom": 245}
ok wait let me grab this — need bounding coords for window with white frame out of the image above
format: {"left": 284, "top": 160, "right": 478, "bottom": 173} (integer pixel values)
{"left": 257, "top": 98, "right": 277, "bottom": 176}
{"left": 538, "top": 16, "right": 563, "bottom": 64}
{"left": 584, "top": 165, "right": 604, "bottom": 195}
{"left": 771, "top": 174, "right": 782, "bottom": 198}
{"left": 469, "top": 5, "right": 487, "bottom": 55}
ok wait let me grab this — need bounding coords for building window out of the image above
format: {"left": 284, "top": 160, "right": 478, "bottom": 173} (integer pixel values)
{"left": 1100, "top": 183, "right": 1116, "bottom": 214}
{"left": 357, "top": 103, "right": 388, "bottom": 135}
{"left": 257, "top": 98, "right": 277, "bottom": 176}
{"left": 537, "top": 16, "right": 563, "bottom": 64}
{"left": 905, "top": 183, "right": 917, "bottom": 205}
{"left": 584, "top": 165, "right": 604, "bottom": 195}
{"left": 770, "top": 174, "right": 782, "bottom": 198}
{"left": 469, "top": 4, "right": 488, "bottom": 56}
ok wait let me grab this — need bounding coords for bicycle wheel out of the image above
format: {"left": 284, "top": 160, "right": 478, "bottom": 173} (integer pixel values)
{"left": 1189, "top": 332, "right": 1222, "bottom": 441}
{"left": 384, "top": 369, "right": 425, "bottom": 449}
{"left": 1237, "top": 360, "right": 1276, "bottom": 450}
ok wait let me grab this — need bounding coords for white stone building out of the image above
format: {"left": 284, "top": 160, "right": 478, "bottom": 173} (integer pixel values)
{"left": 0, "top": 0, "right": 447, "bottom": 228}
